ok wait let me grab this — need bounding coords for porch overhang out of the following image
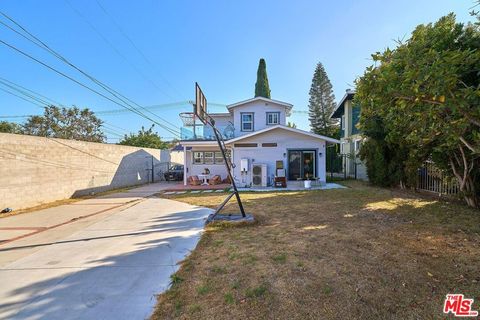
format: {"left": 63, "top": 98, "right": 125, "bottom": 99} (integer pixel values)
{"left": 179, "top": 140, "right": 222, "bottom": 148}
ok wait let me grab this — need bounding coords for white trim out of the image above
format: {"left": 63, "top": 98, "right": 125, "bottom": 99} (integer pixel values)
{"left": 330, "top": 90, "right": 355, "bottom": 119}
{"left": 183, "top": 145, "right": 187, "bottom": 186}
{"left": 179, "top": 140, "right": 218, "bottom": 147}
{"left": 266, "top": 111, "right": 280, "bottom": 125}
{"left": 225, "top": 125, "right": 340, "bottom": 144}
{"left": 240, "top": 112, "right": 254, "bottom": 132}
{"left": 208, "top": 112, "right": 231, "bottom": 116}
{"left": 227, "top": 97, "right": 293, "bottom": 113}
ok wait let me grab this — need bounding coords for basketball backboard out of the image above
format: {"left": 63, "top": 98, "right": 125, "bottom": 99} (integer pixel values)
{"left": 195, "top": 82, "right": 207, "bottom": 124}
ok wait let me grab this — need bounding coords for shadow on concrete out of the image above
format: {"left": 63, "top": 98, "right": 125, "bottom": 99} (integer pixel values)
{"left": 70, "top": 149, "right": 165, "bottom": 198}
{"left": 0, "top": 206, "right": 209, "bottom": 319}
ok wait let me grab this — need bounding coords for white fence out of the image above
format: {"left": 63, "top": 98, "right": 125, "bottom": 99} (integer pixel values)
{"left": 417, "top": 161, "right": 459, "bottom": 195}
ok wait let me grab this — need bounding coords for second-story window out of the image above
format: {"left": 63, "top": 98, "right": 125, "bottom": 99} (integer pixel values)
{"left": 341, "top": 115, "right": 345, "bottom": 131}
{"left": 266, "top": 112, "right": 280, "bottom": 125}
{"left": 241, "top": 113, "right": 254, "bottom": 131}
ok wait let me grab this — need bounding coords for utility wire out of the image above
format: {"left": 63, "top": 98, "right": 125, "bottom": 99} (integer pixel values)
{"left": 0, "top": 87, "right": 46, "bottom": 108}
{"left": 0, "top": 11, "right": 180, "bottom": 136}
{"left": 102, "top": 121, "right": 129, "bottom": 133}
{"left": 0, "top": 38, "right": 180, "bottom": 137}
{"left": 94, "top": 0, "right": 184, "bottom": 100}
{"left": 0, "top": 76, "right": 64, "bottom": 106}
{"left": 63, "top": 0, "right": 174, "bottom": 100}
{"left": 0, "top": 80, "right": 52, "bottom": 107}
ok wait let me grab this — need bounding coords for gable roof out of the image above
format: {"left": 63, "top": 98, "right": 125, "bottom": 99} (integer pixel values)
{"left": 227, "top": 97, "right": 293, "bottom": 114}
{"left": 225, "top": 125, "right": 340, "bottom": 144}
{"left": 331, "top": 90, "right": 355, "bottom": 119}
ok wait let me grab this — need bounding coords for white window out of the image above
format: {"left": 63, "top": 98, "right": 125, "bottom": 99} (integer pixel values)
{"left": 192, "top": 151, "right": 231, "bottom": 164}
{"left": 266, "top": 112, "right": 280, "bottom": 125}
{"left": 204, "top": 151, "right": 214, "bottom": 164}
{"left": 354, "top": 140, "right": 361, "bottom": 153}
{"left": 193, "top": 152, "right": 203, "bottom": 164}
{"left": 341, "top": 115, "right": 345, "bottom": 130}
{"left": 214, "top": 152, "right": 224, "bottom": 164}
{"left": 241, "top": 113, "right": 254, "bottom": 131}
{"left": 340, "top": 142, "right": 345, "bottom": 154}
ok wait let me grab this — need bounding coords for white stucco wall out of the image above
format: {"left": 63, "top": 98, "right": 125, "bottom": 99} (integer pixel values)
{"left": 227, "top": 128, "right": 327, "bottom": 186}
{"left": 170, "top": 151, "right": 184, "bottom": 165}
{"left": 231, "top": 101, "right": 287, "bottom": 137}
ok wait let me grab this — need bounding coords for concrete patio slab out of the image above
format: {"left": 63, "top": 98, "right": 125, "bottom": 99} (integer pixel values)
{"left": 237, "top": 182, "right": 346, "bottom": 192}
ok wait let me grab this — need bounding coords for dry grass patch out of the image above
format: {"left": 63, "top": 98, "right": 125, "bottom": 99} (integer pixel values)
{"left": 152, "top": 181, "right": 480, "bottom": 319}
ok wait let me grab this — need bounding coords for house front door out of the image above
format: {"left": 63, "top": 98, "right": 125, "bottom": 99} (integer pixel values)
{"left": 287, "top": 150, "right": 316, "bottom": 180}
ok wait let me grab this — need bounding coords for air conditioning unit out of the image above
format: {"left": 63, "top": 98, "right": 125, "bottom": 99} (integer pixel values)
{"left": 252, "top": 164, "right": 267, "bottom": 187}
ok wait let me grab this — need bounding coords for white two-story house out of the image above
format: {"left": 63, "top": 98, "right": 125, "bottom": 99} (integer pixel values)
{"left": 179, "top": 96, "right": 339, "bottom": 187}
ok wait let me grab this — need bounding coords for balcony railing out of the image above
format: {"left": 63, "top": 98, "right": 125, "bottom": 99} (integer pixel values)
{"left": 181, "top": 124, "right": 235, "bottom": 141}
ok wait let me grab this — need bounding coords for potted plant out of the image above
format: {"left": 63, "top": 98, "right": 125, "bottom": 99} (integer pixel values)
{"left": 304, "top": 173, "right": 313, "bottom": 189}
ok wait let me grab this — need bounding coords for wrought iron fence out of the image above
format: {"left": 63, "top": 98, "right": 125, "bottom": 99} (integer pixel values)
{"left": 417, "top": 161, "right": 459, "bottom": 195}
{"left": 326, "top": 148, "right": 361, "bottom": 180}
{"left": 154, "top": 161, "right": 172, "bottom": 182}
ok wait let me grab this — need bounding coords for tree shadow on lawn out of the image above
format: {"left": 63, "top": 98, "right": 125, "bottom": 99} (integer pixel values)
{"left": 0, "top": 206, "right": 211, "bottom": 320}
{"left": 153, "top": 184, "right": 480, "bottom": 319}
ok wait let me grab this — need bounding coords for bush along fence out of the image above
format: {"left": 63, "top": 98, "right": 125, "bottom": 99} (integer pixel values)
{"left": 417, "top": 161, "right": 459, "bottom": 196}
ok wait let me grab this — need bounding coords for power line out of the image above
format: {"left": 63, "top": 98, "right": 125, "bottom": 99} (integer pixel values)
{"left": 0, "top": 79, "right": 52, "bottom": 107}
{"left": 102, "top": 121, "right": 129, "bottom": 133}
{"left": 0, "top": 87, "right": 45, "bottom": 108}
{"left": 0, "top": 11, "right": 180, "bottom": 136}
{"left": 94, "top": 0, "right": 184, "bottom": 100}
{"left": 0, "top": 76, "right": 64, "bottom": 106}
{"left": 0, "top": 38, "right": 180, "bottom": 137}
{"left": 63, "top": 0, "right": 175, "bottom": 100}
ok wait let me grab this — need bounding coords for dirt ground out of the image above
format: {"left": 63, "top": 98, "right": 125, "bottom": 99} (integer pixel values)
{"left": 152, "top": 181, "right": 480, "bottom": 320}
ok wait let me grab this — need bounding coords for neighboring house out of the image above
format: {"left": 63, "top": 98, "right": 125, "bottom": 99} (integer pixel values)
{"left": 330, "top": 89, "right": 368, "bottom": 180}
{"left": 179, "top": 96, "right": 339, "bottom": 187}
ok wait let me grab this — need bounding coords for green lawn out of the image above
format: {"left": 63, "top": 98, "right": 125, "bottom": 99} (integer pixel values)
{"left": 152, "top": 181, "right": 480, "bottom": 319}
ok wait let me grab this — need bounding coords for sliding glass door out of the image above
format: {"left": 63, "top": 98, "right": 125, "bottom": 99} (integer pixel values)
{"left": 288, "top": 150, "right": 316, "bottom": 180}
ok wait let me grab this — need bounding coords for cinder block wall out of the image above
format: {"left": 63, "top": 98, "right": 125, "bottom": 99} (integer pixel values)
{"left": 0, "top": 133, "right": 163, "bottom": 210}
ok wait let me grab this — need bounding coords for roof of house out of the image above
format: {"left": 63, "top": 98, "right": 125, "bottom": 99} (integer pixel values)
{"left": 226, "top": 97, "right": 293, "bottom": 116}
{"left": 331, "top": 90, "right": 355, "bottom": 119}
{"left": 171, "top": 144, "right": 192, "bottom": 151}
{"left": 225, "top": 125, "right": 340, "bottom": 144}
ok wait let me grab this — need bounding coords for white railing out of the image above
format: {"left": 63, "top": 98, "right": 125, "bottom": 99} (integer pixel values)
{"left": 417, "top": 161, "right": 459, "bottom": 195}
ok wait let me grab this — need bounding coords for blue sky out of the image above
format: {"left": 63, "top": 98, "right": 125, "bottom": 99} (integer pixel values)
{"left": 0, "top": 0, "right": 475, "bottom": 142}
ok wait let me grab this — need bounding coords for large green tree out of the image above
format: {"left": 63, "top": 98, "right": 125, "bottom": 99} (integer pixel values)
{"left": 0, "top": 121, "right": 22, "bottom": 134}
{"left": 119, "top": 125, "right": 168, "bottom": 149}
{"left": 23, "top": 105, "right": 105, "bottom": 142}
{"left": 308, "top": 62, "right": 337, "bottom": 137}
{"left": 254, "top": 58, "right": 271, "bottom": 98}
{"left": 356, "top": 14, "right": 480, "bottom": 207}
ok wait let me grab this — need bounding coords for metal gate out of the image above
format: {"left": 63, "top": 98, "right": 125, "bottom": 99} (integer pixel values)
{"left": 326, "top": 146, "right": 360, "bottom": 180}
{"left": 417, "top": 161, "right": 459, "bottom": 196}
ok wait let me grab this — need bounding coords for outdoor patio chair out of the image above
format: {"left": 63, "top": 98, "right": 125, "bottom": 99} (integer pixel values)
{"left": 222, "top": 175, "right": 232, "bottom": 184}
{"left": 209, "top": 175, "right": 222, "bottom": 185}
{"left": 188, "top": 175, "right": 202, "bottom": 186}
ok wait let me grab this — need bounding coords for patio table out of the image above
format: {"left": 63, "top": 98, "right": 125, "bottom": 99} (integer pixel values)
{"left": 198, "top": 174, "right": 211, "bottom": 186}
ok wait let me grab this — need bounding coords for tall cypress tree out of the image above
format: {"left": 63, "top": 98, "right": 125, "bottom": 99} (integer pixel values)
{"left": 254, "top": 58, "right": 271, "bottom": 98}
{"left": 308, "top": 62, "right": 337, "bottom": 136}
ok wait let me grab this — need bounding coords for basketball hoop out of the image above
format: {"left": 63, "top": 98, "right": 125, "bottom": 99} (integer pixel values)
{"left": 193, "top": 83, "right": 250, "bottom": 222}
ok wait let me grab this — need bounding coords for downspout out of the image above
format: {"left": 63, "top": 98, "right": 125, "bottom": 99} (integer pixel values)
{"left": 183, "top": 145, "right": 187, "bottom": 186}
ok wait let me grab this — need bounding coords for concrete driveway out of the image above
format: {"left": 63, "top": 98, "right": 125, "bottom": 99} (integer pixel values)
{"left": 0, "top": 183, "right": 212, "bottom": 320}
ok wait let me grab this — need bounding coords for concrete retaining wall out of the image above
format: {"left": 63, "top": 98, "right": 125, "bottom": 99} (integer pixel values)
{"left": 0, "top": 133, "right": 165, "bottom": 210}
